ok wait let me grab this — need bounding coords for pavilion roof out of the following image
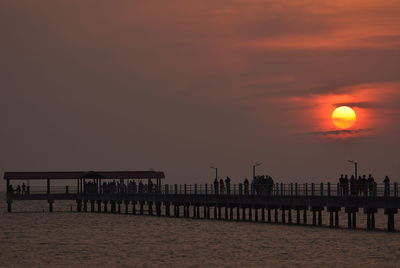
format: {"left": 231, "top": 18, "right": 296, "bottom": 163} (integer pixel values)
{"left": 3, "top": 171, "right": 165, "bottom": 180}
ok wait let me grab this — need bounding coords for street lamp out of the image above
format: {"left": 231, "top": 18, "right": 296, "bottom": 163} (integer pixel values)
{"left": 253, "top": 162, "right": 262, "bottom": 179}
{"left": 210, "top": 166, "right": 218, "bottom": 180}
{"left": 348, "top": 160, "right": 358, "bottom": 178}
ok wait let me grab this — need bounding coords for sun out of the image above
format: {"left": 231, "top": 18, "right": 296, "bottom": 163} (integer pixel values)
{"left": 331, "top": 106, "right": 357, "bottom": 129}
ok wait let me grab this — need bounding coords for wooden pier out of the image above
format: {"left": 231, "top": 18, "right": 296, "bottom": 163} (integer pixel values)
{"left": 4, "top": 171, "right": 400, "bottom": 231}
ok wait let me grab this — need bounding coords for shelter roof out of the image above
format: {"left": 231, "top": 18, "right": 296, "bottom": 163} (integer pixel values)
{"left": 3, "top": 171, "right": 165, "bottom": 180}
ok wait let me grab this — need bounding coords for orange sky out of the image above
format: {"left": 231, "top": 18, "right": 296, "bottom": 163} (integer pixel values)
{"left": 0, "top": 0, "right": 400, "bottom": 186}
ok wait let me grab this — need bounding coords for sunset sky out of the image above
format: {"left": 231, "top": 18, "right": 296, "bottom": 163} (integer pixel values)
{"left": 1, "top": 0, "right": 400, "bottom": 187}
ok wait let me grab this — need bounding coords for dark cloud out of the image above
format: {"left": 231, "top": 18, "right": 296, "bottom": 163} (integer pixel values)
{"left": 310, "top": 129, "right": 373, "bottom": 136}
{"left": 333, "top": 102, "right": 377, "bottom": 109}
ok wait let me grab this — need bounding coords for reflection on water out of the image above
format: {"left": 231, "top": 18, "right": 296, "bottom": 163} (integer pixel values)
{"left": 1, "top": 196, "right": 399, "bottom": 267}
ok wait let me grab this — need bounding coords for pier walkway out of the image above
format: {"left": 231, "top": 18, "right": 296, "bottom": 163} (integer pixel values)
{"left": 4, "top": 171, "right": 400, "bottom": 231}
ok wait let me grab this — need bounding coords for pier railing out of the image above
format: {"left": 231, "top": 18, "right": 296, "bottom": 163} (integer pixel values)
{"left": 7, "top": 183, "right": 399, "bottom": 198}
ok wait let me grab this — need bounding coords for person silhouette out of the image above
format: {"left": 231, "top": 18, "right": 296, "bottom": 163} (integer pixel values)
{"left": 225, "top": 177, "right": 231, "bottom": 195}
{"left": 350, "top": 175, "right": 356, "bottom": 196}
{"left": 384, "top": 176, "right": 390, "bottom": 197}
{"left": 339, "top": 174, "right": 344, "bottom": 196}
{"left": 22, "top": 183, "right": 26, "bottom": 195}
{"left": 243, "top": 178, "right": 249, "bottom": 195}
{"left": 343, "top": 175, "right": 349, "bottom": 196}
{"left": 219, "top": 179, "right": 225, "bottom": 194}
{"left": 367, "top": 174, "right": 375, "bottom": 196}
{"left": 213, "top": 178, "right": 219, "bottom": 195}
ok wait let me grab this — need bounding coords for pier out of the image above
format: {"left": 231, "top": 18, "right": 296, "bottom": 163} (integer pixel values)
{"left": 4, "top": 171, "right": 400, "bottom": 231}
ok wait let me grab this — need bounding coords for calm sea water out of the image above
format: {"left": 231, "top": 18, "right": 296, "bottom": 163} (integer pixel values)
{"left": 1, "top": 194, "right": 400, "bottom": 267}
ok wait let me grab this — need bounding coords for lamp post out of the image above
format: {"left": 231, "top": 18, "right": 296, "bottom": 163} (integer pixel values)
{"left": 348, "top": 160, "right": 358, "bottom": 178}
{"left": 253, "top": 162, "right": 262, "bottom": 179}
{"left": 210, "top": 166, "right": 218, "bottom": 180}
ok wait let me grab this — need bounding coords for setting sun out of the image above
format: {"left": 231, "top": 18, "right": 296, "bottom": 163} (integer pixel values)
{"left": 331, "top": 106, "right": 357, "bottom": 129}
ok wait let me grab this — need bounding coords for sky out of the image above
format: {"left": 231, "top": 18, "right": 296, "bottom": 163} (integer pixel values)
{"left": 1, "top": 0, "right": 400, "bottom": 188}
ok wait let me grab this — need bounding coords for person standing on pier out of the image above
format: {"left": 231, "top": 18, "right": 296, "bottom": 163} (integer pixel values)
{"left": 244, "top": 178, "right": 249, "bottom": 195}
{"left": 219, "top": 179, "right": 225, "bottom": 194}
{"left": 225, "top": 177, "right": 231, "bottom": 194}
{"left": 339, "top": 174, "right": 344, "bottom": 196}
{"left": 367, "top": 174, "right": 375, "bottom": 196}
{"left": 251, "top": 177, "right": 257, "bottom": 195}
{"left": 16, "top": 185, "right": 21, "bottom": 195}
{"left": 384, "top": 176, "right": 390, "bottom": 197}
{"left": 22, "top": 183, "right": 26, "bottom": 195}
{"left": 350, "top": 175, "right": 357, "bottom": 196}
{"left": 213, "top": 178, "right": 219, "bottom": 195}
{"left": 343, "top": 175, "right": 349, "bottom": 196}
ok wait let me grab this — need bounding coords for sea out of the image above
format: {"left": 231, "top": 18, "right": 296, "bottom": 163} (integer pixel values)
{"left": 1, "top": 193, "right": 399, "bottom": 268}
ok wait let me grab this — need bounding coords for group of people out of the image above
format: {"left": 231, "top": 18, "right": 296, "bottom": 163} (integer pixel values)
{"left": 213, "top": 175, "right": 275, "bottom": 195}
{"left": 7, "top": 183, "right": 28, "bottom": 195}
{"left": 85, "top": 180, "right": 158, "bottom": 194}
{"left": 338, "top": 174, "right": 391, "bottom": 197}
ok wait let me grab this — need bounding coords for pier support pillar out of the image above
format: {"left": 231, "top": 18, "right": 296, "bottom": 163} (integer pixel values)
{"left": 261, "top": 208, "right": 265, "bottom": 222}
{"left": 117, "top": 201, "right": 121, "bottom": 214}
{"left": 97, "top": 201, "right": 101, "bottom": 213}
{"left": 165, "top": 203, "right": 170, "bottom": 217}
{"left": 303, "top": 209, "right": 307, "bottom": 225}
{"left": 193, "top": 205, "right": 196, "bottom": 218}
{"left": 157, "top": 203, "right": 162, "bottom": 216}
{"left": 48, "top": 200, "right": 54, "bottom": 212}
{"left": 236, "top": 207, "right": 240, "bottom": 221}
{"left": 288, "top": 209, "right": 292, "bottom": 224}
{"left": 148, "top": 202, "right": 153, "bottom": 216}
{"left": 274, "top": 208, "right": 278, "bottom": 223}
{"left": 335, "top": 211, "right": 339, "bottom": 228}
{"left": 371, "top": 212, "right": 375, "bottom": 229}
{"left": 296, "top": 210, "right": 301, "bottom": 225}
{"left": 214, "top": 206, "right": 218, "bottom": 219}
{"left": 347, "top": 212, "right": 352, "bottom": 228}
{"left": 83, "top": 201, "right": 87, "bottom": 212}
{"left": 90, "top": 201, "right": 95, "bottom": 212}
{"left": 281, "top": 209, "right": 286, "bottom": 224}
{"left": 140, "top": 202, "right": 144, "bottom": 215}
{"left": 318, "top": 210, "right": 322, "bottom": 226}
{"left": 385, "top": 208, "right": 398, "bottom": 232}
{"left": 7, "top": 201, "right": 12, "bottom": 213}
{"left": 312, "top": 211, "right": 316, "bottom": 226}
{"left": 329, "top": 212, "right": 334, "bottom": 228}
{"left": 254, "top": 208, "right": 258, "bottom": 222}
{"left": 225, "top": 206, "right": 228, "bottom": 220}
{"left": 267, "top": 208, "right": 271, "bottom": 223}
{"left": 249, "top": 207, "right": 252, "bottom": 221}
{"left": 345, "top": 208, "right": 358, "bottom": 229}
{"left": 242, "top": 207, "right": 246, "bottom": 221}
{"left": 364, "top": 208, "right": 377, "bottom": 230}
{"left": 103, "top": 201, "right": 108, "bottom": 212}
{"left": 124, "top": 201, "right": 129, "bottom": 214}
{"left": 230, "top": 207, "right": 234, "bottom": 221}
{"left": 203, "top": 205, "right": 207, "bottom": 219}
{"left": 77, "top": 200, "right": 82, "bottom": 212}
{"left": 111, "top": 201, "right": 117, "bottom": 213}
{"left": 132, "top": 202, "right": 136, "bottom": 215}
{"left": 367, "top": 213, "right": 371, "bottom": 230}
{"left": 218, "top": 206, "right": 222, "bottom": 220}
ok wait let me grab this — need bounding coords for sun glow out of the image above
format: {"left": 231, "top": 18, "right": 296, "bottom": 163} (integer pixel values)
{"left": 331, "top": 106, "right": 357, "bottom": 129}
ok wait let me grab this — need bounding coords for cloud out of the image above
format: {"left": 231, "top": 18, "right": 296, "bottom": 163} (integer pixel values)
{"left": 333, "top": 102, "right": 378, "bottom": 109}
{"left": 310, "top": 128, "right": 373, "bottom": 136}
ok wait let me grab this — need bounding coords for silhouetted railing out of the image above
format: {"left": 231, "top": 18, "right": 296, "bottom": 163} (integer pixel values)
{"left": 8, "top": 183, "right": 399, "bottom": 198}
